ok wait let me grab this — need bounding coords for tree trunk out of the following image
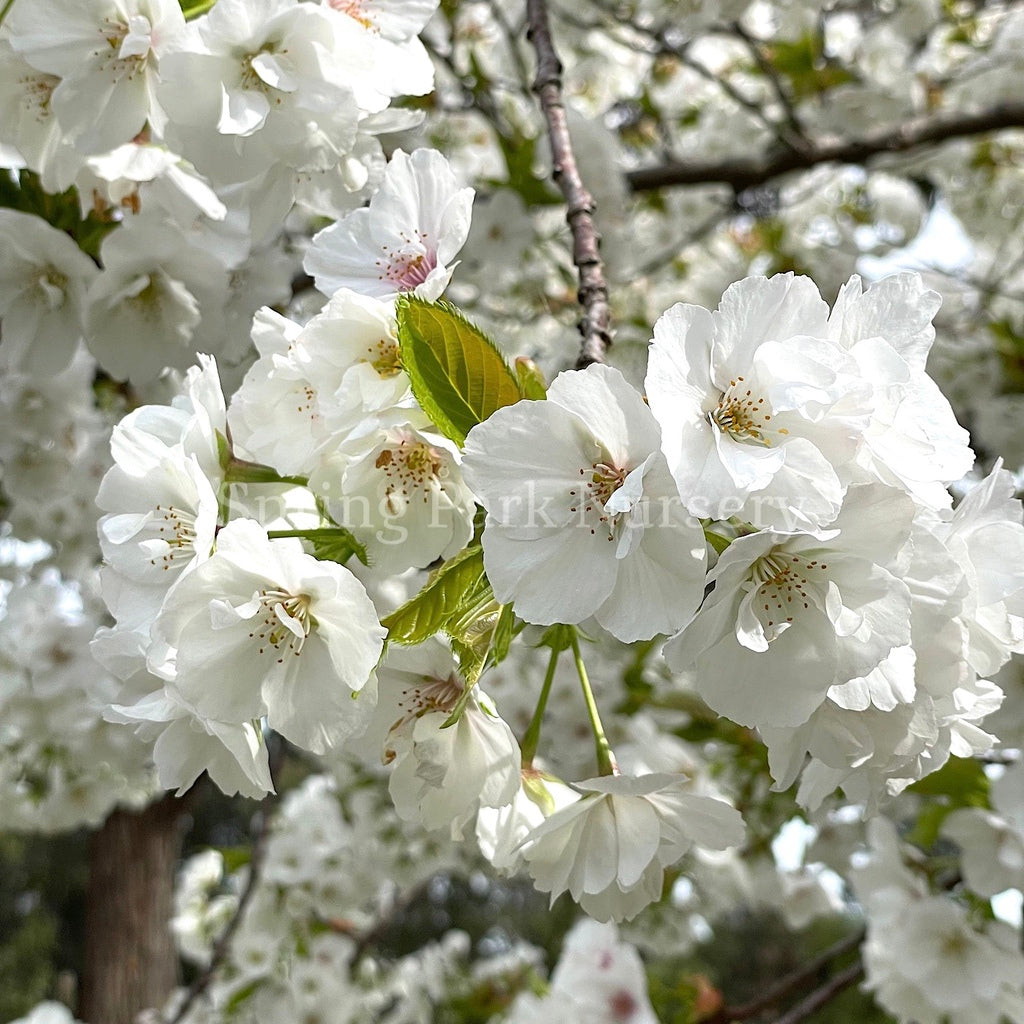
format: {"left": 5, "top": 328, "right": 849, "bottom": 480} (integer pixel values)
{"left": 79, "top": 794, "right": 185, "bottom": 1024}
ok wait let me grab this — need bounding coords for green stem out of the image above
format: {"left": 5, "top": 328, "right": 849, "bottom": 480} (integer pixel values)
{"left": 519, "top": 643, "right": 561, "bottom": 767}
{"left": 225, "top": 455, "right": 308, "bottom": 488}
{"left": 0, "top": 0, "right": 18, "bottom": 28}
{"left": 570, "top": 634, "right": 618, "bottom": 777}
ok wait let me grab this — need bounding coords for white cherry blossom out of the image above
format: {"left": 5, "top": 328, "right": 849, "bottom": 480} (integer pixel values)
{"left": 150, "top": 519, "right": 386, "bottom": 755}
{"left": 227, "top": 290, "right": 412, "bottom": 476}
{"left": 360, "top": 640, "right": 520, "bottom": 836}
{"left": 97, "top": 442, "right": 219, "bottom": 627}
{"left": 0, "top": 41, "right": 82, "bottom": 192}
{"left": 852, "top": 820, "right": 1024, "bottom": 1024}
{"left": 321, "top": 0, "right": 438, "bottom": 44}
{"left": 518, "top": 771, "right": 745, "bottom": 922}
{"left": 306, "top": 148, "right": 474, "bottom": 301}
{"left": 506, "top": 918, "right": 659, "bottom": 1024}
{"left": 84, "top": 215, "right": 230, "bottom": 383}
{"left": 6, "top": 0, "right": 185, "bottom": 154}
{"left": 666, "top": 483, "right": 915, "bottom": 729}
{"left": 646, "top": 273, "right": 874, "bottom": 529}
{"left": 827, "top": 272, "right": 974, "bottom": 508}
{"left": 108, "top": 687, "right": 274, "bottom": 800}
{"left": 0, "top": 210, "right": 97, "bottom": 375}
{"left": 158, "top": 0, "right": 361, "bottom": 186}
{"left": 318, "top": 0, "right": 436, "bottom": 105}
{"left": 934, "top": 462, "right": 1024, "bottom": 677}
{"left": 110, "top": 352, "right": 227, "bottom": 487}
{"left": 313, "top": 420, "right": 476, "bottom": 574}
{"left": 942, "top": 762, "right": 1024, "bottom": 898}
{"left": 463, "top": 363, "right": 708, "bottom": 642}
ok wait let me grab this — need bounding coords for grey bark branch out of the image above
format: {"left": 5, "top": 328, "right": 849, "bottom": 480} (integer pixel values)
{"left": 625, "top": 102, "right": 1024, "bottom": 193}
{"left": 526, "top": 0, "right": 613, "bottom": 368}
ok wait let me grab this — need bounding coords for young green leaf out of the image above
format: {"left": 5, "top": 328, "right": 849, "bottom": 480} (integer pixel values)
{"left": 514, "top": 356, "right": 548, "bottom": 400}
{"left": 306, "top": 527, "right": 369, "bottom": 567}
{"left": 396, "top": 296, "right": 522, "bottom": 446}
{"left": 382, "top": 543, "right": 489, "bottom": 645}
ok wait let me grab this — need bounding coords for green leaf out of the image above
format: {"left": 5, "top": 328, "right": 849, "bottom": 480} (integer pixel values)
{"left": 218, "top": 844, "right": 253, "bottom": 874}
{"left": 905, "top": 802, "right": 955, "bottom": 851}
{"left": 0, "top": 170, "right": 114, "bottom": 262}
{"left": 514, "top": 356, "right": 548, "bottom": 400}
{"left": 763, "top": 32, "right": 857, "bottom": 100}
{"left": 444, "top": 571, "right": 503, "bottom": 688}
{"left": 396, "top": 296, "right": 522, "bottom": 446}
{"left": 306, "top": 527, "right": 368, "bottom": 567}
{"left": 382, "top": 543, "right": 489, "bottom": 644}
{"left": 905, "top": 757, "right": 991, "bottom": 850}
{"left": 383, "top": 541, "right": 518, "bottom": 724}
{"left": 988, "top": 317, "right": 1024, "bottom": 392}
{"left": 224, "top": 978, "right": 263, "bottom": 1014}
{"left": 489, "top": 132, "right": 562, "bottom": 207}
{"left": 908, "top": 756, "right": 990, "bottom": 805}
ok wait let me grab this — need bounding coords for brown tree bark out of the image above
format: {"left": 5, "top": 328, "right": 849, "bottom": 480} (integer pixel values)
{"left": 79, "top": 794, "right": 186, "bottom": 1024}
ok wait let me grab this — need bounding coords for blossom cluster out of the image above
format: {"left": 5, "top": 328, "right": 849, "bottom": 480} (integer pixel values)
{"left": 0, "top": 0, "right": 436, "bottom": 384}
{"left": 466, "top": 271, "right": 1024, "bottom": 813}
{"left": 1, "top": 2, "right": 1023, "bottom": 1019}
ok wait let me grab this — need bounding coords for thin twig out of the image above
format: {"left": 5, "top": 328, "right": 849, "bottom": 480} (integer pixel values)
{"left": 730, "top": 22, "right": 811, "bottom": 152}
{"left": 525, "top": 0, "right": 613, "bottom": 368}
{"left": 709, "top": 927, "right": 866, "bottom": 1023}
{"left": 654, "top": 31, "right": 782, "bottom": 143}
{"left": 625, "top": 101, "right": 1024, "bottom": 192}
{"left": 485, "top": 0, "right": 532, "bottom": 92}
{"left": 768, "top": 961, "right": 866, "bottom": 1024}
{"left": 349, "top": 876, "right": 436, "bottom": 961}
{"left": 165, "top": 741, "right": 285, "bottom": 1024}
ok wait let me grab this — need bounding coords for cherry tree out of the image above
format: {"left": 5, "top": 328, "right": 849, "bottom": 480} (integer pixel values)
{"left": 1, "top": 1, "right": 1023, "bottom": 1023}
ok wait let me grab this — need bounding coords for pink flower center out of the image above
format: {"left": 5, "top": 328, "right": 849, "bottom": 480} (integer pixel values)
{"left": 375, "top": 231, "right": 437, "bottom": 292}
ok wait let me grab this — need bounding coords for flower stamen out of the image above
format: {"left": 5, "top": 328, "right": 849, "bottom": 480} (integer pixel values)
{"left": 568, "top": 460, "right": 630, "bottom": 540}
{"left": 376, "top": 438, "right": 445, "bottom": 512}
{"left": 709, "top": 375, "right": 787, "bottom": 446}
{"left": 249, "top": 588, "right": 312, "bottom": 663}
{"left": 750, "top": 551, "right": 829, "bottom": 637}
{"left": 149, "top": 504, "right": 199, "bottom": 571}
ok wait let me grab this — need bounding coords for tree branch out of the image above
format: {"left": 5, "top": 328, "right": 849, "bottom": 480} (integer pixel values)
{"left": 525, "top": 0, "right": 613, "bottom": 368}
{"left": 626, "top": 102, "right": 1024, "bottom": 193}
{"left": 768, "top": 960, "right": 865, "bottom": 1024}
{"left": 705, "top": 926, "right": 865, "bottom": 1023}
